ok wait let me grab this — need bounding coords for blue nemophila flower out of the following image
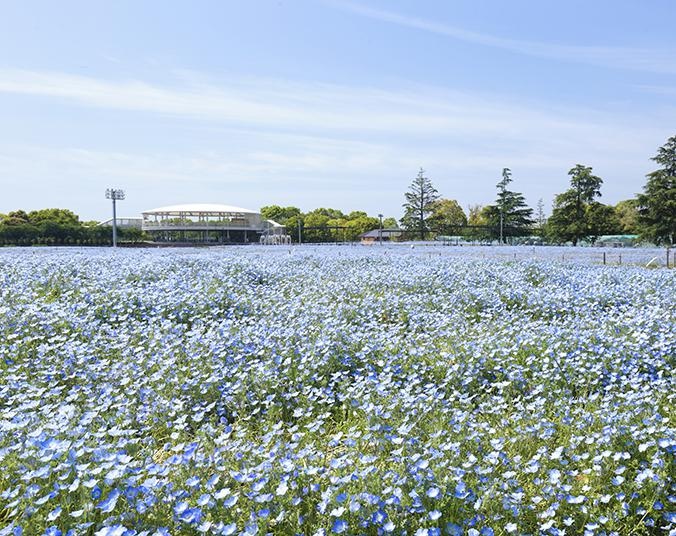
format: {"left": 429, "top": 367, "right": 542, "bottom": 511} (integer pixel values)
{"left": 221, "top": 524, "right": 237, "bottom": 535}
{"left": 454, "top": 482, "right": 469, "bottom": 499}
{"left": 331, "top": 519, "right": 347, "bottom": 533}
{"left": 213, "top": 488, "right": 231, "bottom": 500}
{"left": 223, "top": 495, "right": 238, "bottom": 507}
{"left": 97, "top": 489, "right": 121, "bottom": 513}
{"left": 275, "top": 482, "right": 288, "bottom": 496}
{"left": 445, "top": 523, "right": 462, "bottom": 536}
{"left": 179, "top": 507, "right": 202, "bottom": 524}
{"left": 94, "top": 526, "right": 129, "bottom": 536}
{"left": 0, "top": 247, "right": 673, "bottom": 534}
{"left": 566, "top": 495, "right": 586, "bottom": 504}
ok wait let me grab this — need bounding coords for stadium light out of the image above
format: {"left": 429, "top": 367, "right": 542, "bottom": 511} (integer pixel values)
{"left": 105, "top": 188, "right": 125, "bottom": 247}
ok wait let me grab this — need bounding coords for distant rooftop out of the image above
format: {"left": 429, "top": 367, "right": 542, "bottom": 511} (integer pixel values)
{"left": 143, "top": 203, "right": 259, "bottom": 215}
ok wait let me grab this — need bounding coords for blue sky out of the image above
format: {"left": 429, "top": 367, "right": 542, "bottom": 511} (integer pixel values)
{"left": 0, "top": 0, "right": 675, "bottom": 222}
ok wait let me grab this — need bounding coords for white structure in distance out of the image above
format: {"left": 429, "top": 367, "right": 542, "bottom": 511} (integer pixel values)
{"left": 141, "top": 203, "right": 289, "bottom": 244}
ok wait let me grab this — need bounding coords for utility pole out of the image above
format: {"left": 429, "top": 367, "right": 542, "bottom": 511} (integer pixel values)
{"left": 378, "top": 213, "right": 383, "bottom": 245}
{"left": 105, "top": 188, "right": 125, "bottom": 248}
{"left": 297, "top": 219, "right": 302, "bottom": 245}
{"left": 499, "top": 211, "right": 503, "bottom": 245}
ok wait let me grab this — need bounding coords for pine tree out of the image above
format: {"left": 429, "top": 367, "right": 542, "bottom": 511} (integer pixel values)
{"left": 400, "top": 168, "right": 440, "bottom": 240}
{"left": 636, "top": 135, "right": 676, "bottom": 245}
{"left": 482, "top": 168, "right": 534, "bottom": 243}
{"left": 547, "top": 164, "right": 603, "bottom": 245}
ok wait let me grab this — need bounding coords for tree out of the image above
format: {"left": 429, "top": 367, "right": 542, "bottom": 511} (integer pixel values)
{"left": 585, "top": 202, "right": 620, "bottom": 244}
{"left": 466, "top": 204, "right": 487, "bottom": 241}
{"left": 344, "top": 214, "right": 380, "bottom": 241}
{"left": 547, "top": 164, "right": 603, "bottom": 245}
{"left": 382, "top": 217, "right": 399, "bottom": 229}
{"left": 536, "top": 198, "right": 547, "bottom": 227}
{"left": 28, "top": 208, "right": 79, "bottom": 226}
{"left": 614, "top": 199, "right": 640, "bottom": 234}
{"left": 259, "top": 205, "right": 301, "bottom": 226}
{"left": 303, "top": 210, "right": 332, "bottom": 243}
{"left": 467, "top": 205, "right": 484, "bottom": 226}
{"left": 400, "top": 168, "right": 440, "bottom": 240}
{"left": 428, "top": 199, "right": 467, "bottom": 234}
{"left": 482, "top": 168, "right": 534, "bottom": 242}
{"left": 636, "top": 135, "right": 676, "bottom": 245}
{"left": 3, "top": 210, "right": 30, "bottom": 225}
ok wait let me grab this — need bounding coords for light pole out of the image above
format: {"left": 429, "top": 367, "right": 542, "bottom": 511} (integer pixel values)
{"left": 499, "top": 211, "right": 503, "bottom": 245}
{"left": 378, "top": 214, "right": 383, "bottom": 245}
{"left": 105, "top": 188, "right": 125, "bottom": 247}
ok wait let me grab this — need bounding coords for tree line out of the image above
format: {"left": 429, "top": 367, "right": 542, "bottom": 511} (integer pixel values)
{"left": 401, "top": 135, "right": 676, "bottom": 246}
{"left": 0, "top": 209, "right": 145, "bottom": 246}
{"left": 1, "top": 135, "right": 673, "bottom": 247}
{"left": 259, "top": 206, "right": 398, "bottom": 243}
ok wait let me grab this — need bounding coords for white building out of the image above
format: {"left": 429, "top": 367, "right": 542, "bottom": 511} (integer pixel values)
{"left": 141, "top": 203, "right": 287, "bottom": 243}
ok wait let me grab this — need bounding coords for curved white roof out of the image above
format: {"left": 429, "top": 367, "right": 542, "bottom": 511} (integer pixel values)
{"left": 143, "top": 203, "right": 259, "bottom": 215}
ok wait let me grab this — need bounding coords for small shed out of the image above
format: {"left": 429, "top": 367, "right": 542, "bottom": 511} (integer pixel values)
{"left": 359, "top": 229, "right": 402, "bottom": 244}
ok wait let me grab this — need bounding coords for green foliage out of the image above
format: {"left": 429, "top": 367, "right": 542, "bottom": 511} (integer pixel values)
{"left": 27, "top": 208, "right": 80, "bottom": 226}
{"left": 614, "top": 199, "right": 640, "bottom": 234}
{"left": 0, "top": 208, "right": 148, "bottom": 246}
{"left": 482, "top": 168, "right": 534, "bottom": 242}
{"left": 400, "top": 168, "right": 440, "bottom": 240}
{"left": 382, "top": 217, "right": 399, "bottom": 229}
{"left": 299, "top": 208, "right": 380, "bottom": 242}
{"left": 585, "top": 202, "right": 621, "bottom": 244}
{"left": 259, "top": 205, "right": 302, "bottom": 226}
{"left": 547, "top": 164, "right": 604, "bottom": 245}
{"left": 428, "top": 198, "right": 467, "bottom": 234}
{"left": 636, "top": 135, "right": 676, "bottom": 245}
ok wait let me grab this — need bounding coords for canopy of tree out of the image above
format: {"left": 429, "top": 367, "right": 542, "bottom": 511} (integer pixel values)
{"left": 546, "top": 165, "right": 609, "bottom": 245}
{"left": 400, "top": 168, "right": 440, "bottom": 240}
{"left": 636, "top": 135, "right": 676, "bottom": 245}
{"left": 428, "top": 199, "right": 467, "bottom": 232}
{"left": 259, "top": 205, "right": 391, "bottom": 242}
{"left": 481, "top": 168, "right": 534, "bottom": 242}
{"left": 0, "top": 209, "right": 145, "bottom": 246}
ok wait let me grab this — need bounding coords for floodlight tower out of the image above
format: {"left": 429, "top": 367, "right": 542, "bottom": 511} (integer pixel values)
{"left": 105, "top": 188, "right": 125, "bottom": 247}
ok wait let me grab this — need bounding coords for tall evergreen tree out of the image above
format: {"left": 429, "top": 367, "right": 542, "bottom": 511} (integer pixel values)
{"left": 547, "top": 164, "right": 603, "bottom": 245}
{"left": 536, "top": 198, "right": 547, "bottom": 228}
{"left": 636, "top": 135, "right": 676, "bottom": 245}
{"left": 482, "top": 168, "right": 534, "bottom": 242}
{"left": 400, "top": 168, "right": 440, "bottom": 240}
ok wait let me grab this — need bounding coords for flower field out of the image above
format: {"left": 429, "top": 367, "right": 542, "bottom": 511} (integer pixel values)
{"left": 0, "top": 246, "right": 674, "bottom": 536}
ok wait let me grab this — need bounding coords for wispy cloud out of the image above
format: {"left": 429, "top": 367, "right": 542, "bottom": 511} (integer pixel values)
{"left": 324, "top": 0, "right": 676, "bottom": 74}
{"left": 0, "top": 67, "right": 663, "bottom": 144}
{"left": 0, "top": 68, "right": 672, "bottom": 218}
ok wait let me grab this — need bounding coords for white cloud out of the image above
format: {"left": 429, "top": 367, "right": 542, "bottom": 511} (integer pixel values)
{"left": 324, "top": 0, "right": 676, "bottom": 74}
{"left": 0, "top": 67, "right": 668, "bottom": 146}
{"left": 0, "top": 68, "right": 672, "bottom": 218}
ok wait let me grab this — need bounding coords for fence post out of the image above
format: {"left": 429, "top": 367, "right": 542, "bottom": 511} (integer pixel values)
{"left": 603, "top": 252, "right": 606, "bottom": 265}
